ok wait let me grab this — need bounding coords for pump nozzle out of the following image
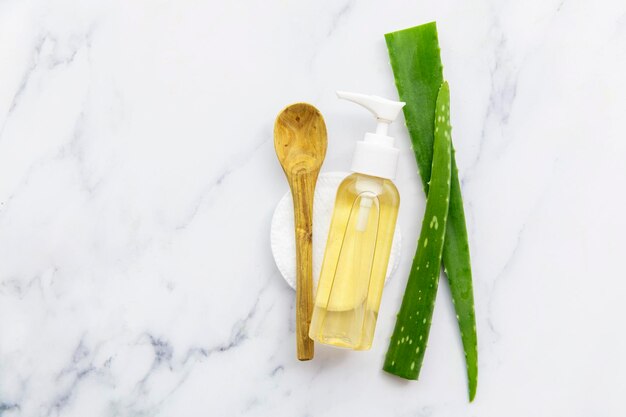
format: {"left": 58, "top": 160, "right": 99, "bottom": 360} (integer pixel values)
{"left": 337, "top": 91, "right": 405, "bottom": 136}
{"left": 337, "top": 91, "right": 405, "bottom": 180}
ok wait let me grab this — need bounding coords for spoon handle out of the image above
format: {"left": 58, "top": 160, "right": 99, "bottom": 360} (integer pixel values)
{"left": 291, "top": 170, "right": 316, "bottom": 360}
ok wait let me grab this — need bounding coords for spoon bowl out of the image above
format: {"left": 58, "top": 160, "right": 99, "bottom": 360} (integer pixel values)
{"left": 275, "top": 103, "right": 327, "bottom": 176}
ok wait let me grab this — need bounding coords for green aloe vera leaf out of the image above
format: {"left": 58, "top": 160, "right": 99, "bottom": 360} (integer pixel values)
{"left": 383, "top": 82, "right": 451, "bottom": 380}
{"left": 385, "top": 22, "right": 478, "bottom": 401}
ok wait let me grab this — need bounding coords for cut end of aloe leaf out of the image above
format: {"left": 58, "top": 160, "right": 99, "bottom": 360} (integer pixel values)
{"left": 382, "top": 362, "right": 419, "bottom": 380}
{"left": 384, "top": 21, "right": 438, "bottom": 38}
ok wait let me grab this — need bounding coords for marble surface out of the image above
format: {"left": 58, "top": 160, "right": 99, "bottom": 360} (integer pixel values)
{"left": 1, "top": 0, "right": 625, "bottom": 416}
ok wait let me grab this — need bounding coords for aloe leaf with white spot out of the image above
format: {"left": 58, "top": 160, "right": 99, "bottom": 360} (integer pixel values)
{"left": 384, "top": 22, "right": 477, "bottom": 401}
{"left": 384, "top": 81, "right": 451, "bottom": 379}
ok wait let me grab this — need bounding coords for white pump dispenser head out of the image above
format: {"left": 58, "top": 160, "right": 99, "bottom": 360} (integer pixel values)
{"left": 337, "top": 91, "right": 406, "bottom": 180}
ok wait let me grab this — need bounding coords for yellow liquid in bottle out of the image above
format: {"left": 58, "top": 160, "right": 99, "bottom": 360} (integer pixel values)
{"left": 309, "top": 173, "right": 399, "bottom": 350}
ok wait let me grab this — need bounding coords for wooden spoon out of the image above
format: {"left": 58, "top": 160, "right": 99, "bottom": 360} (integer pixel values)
{"left": 274, "top": 103, "right": 327, "bottom": 361}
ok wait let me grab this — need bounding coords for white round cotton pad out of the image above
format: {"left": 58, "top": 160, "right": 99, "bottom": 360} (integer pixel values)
{"left": 270, "top": 171, "right": 402, "bottom": 291}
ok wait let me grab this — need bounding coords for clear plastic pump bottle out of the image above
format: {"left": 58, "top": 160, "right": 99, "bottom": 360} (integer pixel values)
{"left": 309, "top": 92, "right": 405, "bottom": 350}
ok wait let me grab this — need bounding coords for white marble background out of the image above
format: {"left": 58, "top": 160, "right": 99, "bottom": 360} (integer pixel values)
{"left": 1, "top": 0, "right": 625, "bottom": 416}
